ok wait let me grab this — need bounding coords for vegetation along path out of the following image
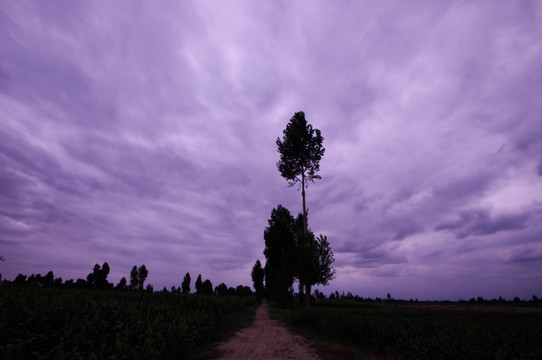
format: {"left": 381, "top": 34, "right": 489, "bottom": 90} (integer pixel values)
{"left": 216, "top": 301, "right": 318, "bottom": 359}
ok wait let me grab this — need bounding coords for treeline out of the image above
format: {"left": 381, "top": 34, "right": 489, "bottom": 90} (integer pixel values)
{"left": 5, "top": 263, "right": 253, "bottom": 297}
{"left": 300, "top": 290, "right": 542, "bottom": 305}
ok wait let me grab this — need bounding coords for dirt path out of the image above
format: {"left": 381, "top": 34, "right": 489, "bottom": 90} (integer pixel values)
{"left": 216, "top": 301, "right": 319, "bottom": 359}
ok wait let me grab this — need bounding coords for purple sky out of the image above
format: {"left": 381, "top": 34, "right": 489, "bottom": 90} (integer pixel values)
{"left": 1, "top": 1, "right": 541, "bottom": 300}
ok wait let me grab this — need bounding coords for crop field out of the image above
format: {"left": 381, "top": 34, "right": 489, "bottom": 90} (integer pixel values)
{"left": 0, "top": 286, "right": 257, "bottom": 359}
{"left": 282, "top": 302, "right": 542, "bottom": 360}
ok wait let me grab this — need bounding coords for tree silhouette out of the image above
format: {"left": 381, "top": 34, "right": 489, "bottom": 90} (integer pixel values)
{"left": 201, "top": 279, "right": 213, "bottom": 295}
{"left": 137, "top": 265, "right": 148, "bottom": 291}
{"left": 195, "top": 274, "right": 203, "bottom": 294}
{"left": 215, "top": 282, "right": 228, "bottom": 296}
{"left": 263, "top": 205, "right": 296, "bottom": 304}
{"left": 86, "top": 263, "right": 110, "bottom": 289}
{"left": 276, "top": 111, "right": 325, "bottom": 315}
{"left": 297, "top": 230, "right": 335, "bottom": 299}
{"left": 182, "top": 272, "right": 191, "bottom": 294}
{"left": 130, "top": 266, "right": 139, "bottom": 289}
{"left": 116, "top": 277, "right": 127, "bottom": 290}
{"left": 251, "top": 259, "right": 265, "bottom": 298}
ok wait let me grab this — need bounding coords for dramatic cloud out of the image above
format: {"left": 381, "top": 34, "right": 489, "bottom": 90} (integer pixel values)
{"left": 1, "top": 1, "right": 541, "bottom": 300}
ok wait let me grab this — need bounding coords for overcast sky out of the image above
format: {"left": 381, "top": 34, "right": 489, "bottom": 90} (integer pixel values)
{"left": 1, "top": 1, "right": 541, "bottom": 300}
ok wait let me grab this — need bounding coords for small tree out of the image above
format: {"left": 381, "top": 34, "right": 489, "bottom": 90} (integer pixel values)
{"left": 201, "top": 279, "right": 213, "bottom": 295}
{"left": 298, "top": 233, "right": 335, "bottom": 301}
{"left": 251, "top": 260, "right": 265, "bottom": 298}
{"left": 215, "top": 283, "right": 228, "bottom": 296}
{"left": 130, "top": 266, "right": 139, "bottom": 289}
{"left": 276, "top": 111, "right": 325, "bottom": 316}
{"left": 182, "top": 272, "right": 191, "bottom": 294}
{"left": 137, "top": 265, "right": 148, "bottom": 290}
{"left": 195, "top": 274, "right": 203, "bottom": 294}
{"left": 116, "top": 277, "right": 127, "bottom": 290}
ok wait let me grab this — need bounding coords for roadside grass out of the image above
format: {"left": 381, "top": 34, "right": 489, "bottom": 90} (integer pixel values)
{"left": 269, "top": 302, "right": 400, "bottom": 360}
{"left": 269, "top": 300, "right": 542, "bottom": 360}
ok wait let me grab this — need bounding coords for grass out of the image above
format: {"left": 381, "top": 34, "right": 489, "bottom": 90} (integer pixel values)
{"left": 0, "top": 286, "right": 258, "bottom": 359}
{"left": 271, "top": 301, "right": 542, "bottom": 360}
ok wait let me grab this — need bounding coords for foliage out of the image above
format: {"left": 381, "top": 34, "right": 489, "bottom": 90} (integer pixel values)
{"left": 182, "top": 272, "right": 191, "bottom": 294}
{"left": 0, "top": 286, "right": 257, "bottom": 359}
{"left": 302, "top": 234, "right": 336, "bottom": 287}
{"left": 276, "top": 111, "right": 325, "bottom": 188}
{"left": 201, "top": 280, "right": 213, "bottom": 295}
{"left": 282, "top": 303, "right": 542, "bottom": 360}
{"left": 130, "top": 266, "right": 138, "bottom": 289}
{"left": 263, "top": 205, "right": 297, "bottom": 303}
{"left": 215, "top": 283, "right": 228, "bottom": 296}
{"left": 137, "top": 265, "right": 148, "bottom": 291}
{"left": 86, "top": 263, "right": 111, "bottom": 289}
{"left": 195, "top": 275, "right": 202, "bottom": 294}
{"left": 251, "top": 260, "right": 265, "bottom": 298}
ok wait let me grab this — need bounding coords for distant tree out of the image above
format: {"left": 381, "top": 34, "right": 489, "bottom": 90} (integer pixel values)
{"left": 75, "top": 278, "right": 87, "bottom": 289}
{"left": 14, "top": 274, "right": 27, "bottom": 285}
{"left": 215, "top": 283, "right": 228, "bottom": 296}
{"left": 195, "top": 274, "right": 203, "bottom": 294}
{"left": 236, "top": 285, "right": 253, "bottom": 297}
{"left": 227, "top": 287, "right": 236, "bottom": 296}
{"left": 263, "top": 205, "right": 297, "bottom": 304}
{"left": 85, "top": 263, "right": 111, "bottom": 289}
{"left": 146, "top": 283, "right": 154, "bottom": 292}
{"left": 251, "top": 260, "right": 265, "bottom": 298}
{"left": 182, "top": 272, "right": 191, "bottom": 294}
{"left": 387, "top": 293, "right": 391, "bottom": 301}
{"left": 0, "top": 255, "right": 5, "bottom": 261}
{"left": 42, "top": 271, "right": 54, "bottom": 287}
{"left": 201, "top": 279, "right": 213, "bottom": 295}
{"left": 95, "top": 262, "right": 110, "bottom": 289}
{"left": 137, "top": 265, "right": 148, "bottom": 290}
{"left": 276, "top": 111, "right": 325, "bottom": 316}
{"left": 116, "top": 277, "right": 127, "bottom": 290}
{"left": 130, "top": 266, "right": 139, "bottom": 289}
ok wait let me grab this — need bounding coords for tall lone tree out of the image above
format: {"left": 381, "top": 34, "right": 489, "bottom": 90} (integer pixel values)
{"left": 276, "top": 111, "right": 325, "bottom": 315}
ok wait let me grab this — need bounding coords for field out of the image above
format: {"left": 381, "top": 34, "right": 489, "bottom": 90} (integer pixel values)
{"left": 0, "top": 286, "right": 257, "bottom": 359}
{"left": 278, "top": 302, "right": 542, "bottom": 360}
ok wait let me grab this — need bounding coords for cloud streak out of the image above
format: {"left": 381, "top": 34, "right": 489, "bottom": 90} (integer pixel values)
{"left": 1, "top": 1, "right": 541, "bottom": 300}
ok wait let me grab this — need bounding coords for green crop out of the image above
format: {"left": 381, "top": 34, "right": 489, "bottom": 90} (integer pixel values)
{"left": 0, "top": 286, "right": 256, "bottom": 359}
{"left": 286, "top": 304, "right": 542, "bottom": 360}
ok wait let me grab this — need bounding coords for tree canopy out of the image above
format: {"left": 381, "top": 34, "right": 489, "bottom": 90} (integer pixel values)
{"left": 263, "top": 205, "right": 297, "bottom": 304}
{"left": 182, "top": 272, "right": 191, "bottom": 294}
{"left": 276, "top": 111, "right": 325, "bottom": 188}
{"left": 251, "top": 259, "right": 265, "bottom": 298}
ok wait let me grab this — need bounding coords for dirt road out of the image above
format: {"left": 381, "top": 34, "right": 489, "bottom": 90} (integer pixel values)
{"left": 216, "top": 301, "right": 318, "bottom": 359}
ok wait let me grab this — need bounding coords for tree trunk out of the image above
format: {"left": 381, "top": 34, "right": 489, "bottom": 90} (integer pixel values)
{"left": 301, "top": 171, "right": 310, "bottom": 319}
